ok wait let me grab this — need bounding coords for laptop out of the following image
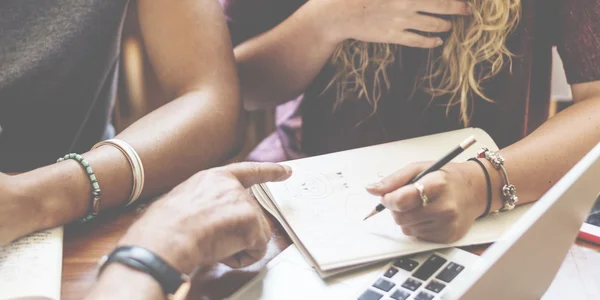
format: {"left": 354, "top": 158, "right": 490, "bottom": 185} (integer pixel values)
{"left": 229, "top": 142, "right": 600, "bottom": 300}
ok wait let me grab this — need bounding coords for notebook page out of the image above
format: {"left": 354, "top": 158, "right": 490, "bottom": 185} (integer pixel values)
{"left": 265, "top": 128, "right": 530, "bottom": 271}
{"left": 0, "top": 227, "right": 63, "bottom": 300}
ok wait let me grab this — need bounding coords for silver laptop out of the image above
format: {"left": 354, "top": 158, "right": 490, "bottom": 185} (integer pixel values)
{"left": 356, "top": 142, "right": 600, "bottom": 300}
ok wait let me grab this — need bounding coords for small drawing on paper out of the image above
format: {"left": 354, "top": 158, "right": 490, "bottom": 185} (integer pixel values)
{"left": 285, "top": 172, "right": 333, "bottom": 199}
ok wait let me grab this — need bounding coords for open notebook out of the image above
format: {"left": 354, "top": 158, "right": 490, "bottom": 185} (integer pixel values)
{"left": 251, "top": 128, "right": 532, "bottom": 278}
{"left": 0, "top": 227, "right": 63, "bottom": 300}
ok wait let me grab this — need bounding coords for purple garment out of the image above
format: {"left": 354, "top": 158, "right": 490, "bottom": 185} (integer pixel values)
{"left": 222, "top": 0, "right": 600, "bottom": 162}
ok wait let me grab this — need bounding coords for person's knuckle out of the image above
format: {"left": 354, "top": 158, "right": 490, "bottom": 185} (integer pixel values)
{"left": 202, "top": 168, "right": 229, "bottom": 184}
{"left": 433, "top": 171, "right": 450, "bottom": 190}
{"left": 392, "top": 212, "right": 403, "bottom": 225}
{"left": 401, "top": 226, "right": 412, "bottom": 236}
{"left": 446, "top": 223, "right": 462, "bottom": 242}
{"left": 403, "top": 36, "right": 422, "bottom": 48}
{"left": 397, "top": 211, "right": 411, "bottom": 224}
{"left": 440, "top": 203, "right": 459, "bottom": 220}
{"left": 457, "top": 2, "right": 470, "bottom": 14}
{"left": 241, "top": 208, "right": 261, "bottom": 226}
{"left": 382, "top": 194, "right": 396, "bottom": 209}
{"left": 438, "top": 19, "right": 452, "bottom": 31}
{"left": 262, "top": 223, "right": 272, "bottom": 240}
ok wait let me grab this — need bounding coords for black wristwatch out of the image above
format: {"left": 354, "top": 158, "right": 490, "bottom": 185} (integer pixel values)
{"left": 98, "top": 246, "right": 190, "bottom": 298}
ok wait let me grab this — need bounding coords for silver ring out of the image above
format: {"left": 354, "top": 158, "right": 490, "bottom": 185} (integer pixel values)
{"left": 413, "top": 182, "right": 429, "bottom": 207}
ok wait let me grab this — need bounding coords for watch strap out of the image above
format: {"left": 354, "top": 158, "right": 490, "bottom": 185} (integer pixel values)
{"left": 98, "top": 246, "right": 189, "bottom": 295}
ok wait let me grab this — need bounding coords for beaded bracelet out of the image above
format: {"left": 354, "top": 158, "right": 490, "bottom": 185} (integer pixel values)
{"left": 57, "top": 153, "right": 101, "bottom": 223}
{"left": 477, "top": 148, "right": 518, "bottom": 212}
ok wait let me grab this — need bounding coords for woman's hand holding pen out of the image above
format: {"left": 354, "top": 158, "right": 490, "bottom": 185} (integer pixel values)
{"left": 324, "top": 0, "right": 471, "bottom": 48}
{"left": 366, "top": 161, "right": 487, "bottom": 243}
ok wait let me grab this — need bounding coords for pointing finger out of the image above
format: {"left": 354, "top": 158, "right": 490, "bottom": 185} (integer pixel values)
{"left": 225, "top": 162, "right": 292, "bottom": 188}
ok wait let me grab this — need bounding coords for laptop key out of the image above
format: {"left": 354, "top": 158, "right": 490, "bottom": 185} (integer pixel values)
{"left": 358, "top": 289, "right": 383, "bottom": 300}
{"left": 412, "top": 254, "right": 447, "bottom": 281}
{"left": 390, "top": 289, "right": 411, "bottom": 300}
{"left": 383, "top": 267, "right": 399, "bottom": 278}
{"left": 425, "top": 280, "right": 446, "bottom": 293}
{"left": 401, "top": 278, "right": 422, "bottom": 291}
{"left": 414, "top": 291, "right": 435, "bottom": 300}
{"left": 393, "top": 257, "right": 419, "bottom": 271}
{"left": 372, "top": 277, "right": 395, "bottom": 292}
{"left": 436, "top": 262, "right": 465, "bottom": 283}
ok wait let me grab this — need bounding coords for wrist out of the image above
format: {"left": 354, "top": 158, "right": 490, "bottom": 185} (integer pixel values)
{"left": 18, "top": 161, "right": 91, "bottom": 228}
{"left": 301, "top": 0, "right": 347, "bottom": 45}
{"left": 478, "top": 158, "right": 508, "bottom": 212}
{"left": 462, "top": 161, "right": 489, "bottom": 219}
{"left": 88, "top": 263, "right": 164, "bottom": 300}
{"left": 119, "top": 213, "right": 202, "bottom": 274}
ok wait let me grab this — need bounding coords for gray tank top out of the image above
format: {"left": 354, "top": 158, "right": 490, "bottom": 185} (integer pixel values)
{"left": 0, "top": 0, "right": 129, "bottom": 172}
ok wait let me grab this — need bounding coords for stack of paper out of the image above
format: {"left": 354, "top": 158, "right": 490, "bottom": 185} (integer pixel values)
{"left": 252, "top": 128, "right": 531, "bottom": 277}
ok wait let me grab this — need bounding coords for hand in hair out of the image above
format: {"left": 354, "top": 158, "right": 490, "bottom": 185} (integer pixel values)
{"left": 328, "top": 0, "right": 471, "bottom": 48}
{"left": 366, "top": 161, "right": 488, "bottom": 243}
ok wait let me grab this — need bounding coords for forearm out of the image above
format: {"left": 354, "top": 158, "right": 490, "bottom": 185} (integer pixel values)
{"left": 17, "top": 89, "right": 241, "bottom": 230}
{"left": 86, "top": 264, "right": 165, "bottom": 300}
{"left": 484, "top": 98, "right": 600, "bottom": 211}
{"left": 235, "top": 0, "right": 342, "bottom": 110}
{"left": 13, "top": 0, "right": 242, "bottom": 232}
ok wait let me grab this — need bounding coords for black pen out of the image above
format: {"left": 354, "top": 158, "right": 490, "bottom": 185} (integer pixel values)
{"left": 363, "top": 135, "right": 477, "bottom": 221}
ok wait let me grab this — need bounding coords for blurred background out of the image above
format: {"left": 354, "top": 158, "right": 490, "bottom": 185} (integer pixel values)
{"left": 113, "top": 6, "right": 573, "bottom": 161}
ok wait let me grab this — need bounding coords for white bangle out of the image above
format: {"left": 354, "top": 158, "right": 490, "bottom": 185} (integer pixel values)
{"left": 92, "top": 139, "right": 145, "bottom": 206}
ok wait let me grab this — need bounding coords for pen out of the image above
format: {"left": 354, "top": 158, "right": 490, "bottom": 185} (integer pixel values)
{"left": 363, "top": 135, "right": 477, "bottom": 221}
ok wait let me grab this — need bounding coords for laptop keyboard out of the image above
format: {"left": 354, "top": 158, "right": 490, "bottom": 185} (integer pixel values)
{"left": 357, "top": 253, "right": 466, "bottom": 300}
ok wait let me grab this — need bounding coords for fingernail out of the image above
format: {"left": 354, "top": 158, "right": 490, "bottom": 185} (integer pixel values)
{"left": 436, "top": 38, "right": 443, "bottom": 47}
{"left": 282, "top": 165, "right": 292, "bottom": 174}
{"left": 366, "top": 182, "right": 383, "bottom": 190}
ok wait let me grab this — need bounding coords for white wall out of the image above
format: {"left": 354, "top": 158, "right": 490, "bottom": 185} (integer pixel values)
{"left": 551, "top": 47, "right": 573, "bottom": 101}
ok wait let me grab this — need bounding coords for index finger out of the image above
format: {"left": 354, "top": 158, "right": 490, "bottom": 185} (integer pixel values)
{"left": 225, "top": 162, "right": 293, "bottom": 188}
{"left": 418, "top": 0, "right": 471, "bottom": 16}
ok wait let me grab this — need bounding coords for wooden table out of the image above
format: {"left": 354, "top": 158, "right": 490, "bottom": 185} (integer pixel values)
{"left": 61, "top": 203, "right": 600, "bottom": 300}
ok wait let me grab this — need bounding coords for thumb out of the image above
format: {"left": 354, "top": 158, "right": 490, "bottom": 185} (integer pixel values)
{"left": 365, "top": 162, "right": 428, "bottom": 195}
{"left": 225, "top": 162, "right": 292, "bottom": 188}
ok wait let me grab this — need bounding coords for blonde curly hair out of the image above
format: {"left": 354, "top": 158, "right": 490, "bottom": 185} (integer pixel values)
{"left": 327, "top": 0, "right": 521, "bottom": 126}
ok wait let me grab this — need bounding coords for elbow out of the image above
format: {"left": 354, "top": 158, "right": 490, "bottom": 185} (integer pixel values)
{"left": 220, "top": 99, "right": 246, "bottom": 160}
{"left": 229, "top": 114, "right": 246, "bottom": 158}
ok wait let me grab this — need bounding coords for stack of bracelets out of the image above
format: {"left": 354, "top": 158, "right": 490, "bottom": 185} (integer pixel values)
{"left": 468, "top": 147, "right": 518, "bottom": 219}
{"left": 56, "top": 138, "right": 145, "bottom": 223}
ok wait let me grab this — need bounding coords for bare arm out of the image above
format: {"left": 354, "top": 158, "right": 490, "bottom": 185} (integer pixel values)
{"left": 233, "top": 0, "right": 469, "bottom": 110}
{"left": 233, "top": 0, "right": 340, "bottom": 110}
{"left": 2, "top": 0, "right": 242, "bottom": 244}
{"left": 369, "top": 82, "right": 600, "bottom": 243}
{"left": 488, "top": 82, "right": 600, "bottom": 210}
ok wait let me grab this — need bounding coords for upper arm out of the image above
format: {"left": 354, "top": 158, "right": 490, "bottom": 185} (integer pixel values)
{"left": 571, "top": 81, "right": 600, "bottom": 103}
{"left": 554, "top": 0, "right": 600, "bottom": 103}
{"left": 136, "top": 0, "right": 238, "bottom": 99}
{"left": 221, "top": 0, "right": 305, "bottom": 46}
